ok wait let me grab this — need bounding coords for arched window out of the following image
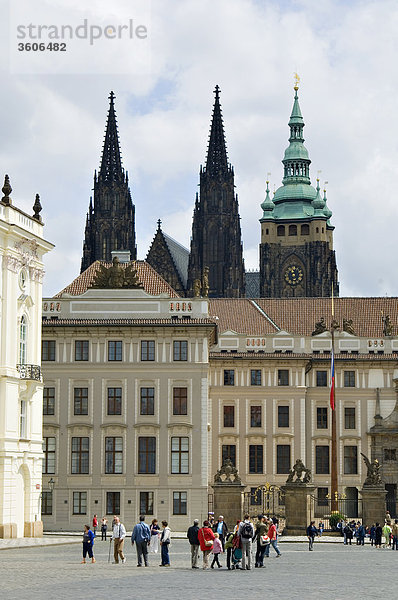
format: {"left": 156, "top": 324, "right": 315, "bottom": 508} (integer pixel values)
{"left": 289, "top": 225, "right": 297, "bottom": 236}
{"left": 19, "top": 316, "right": 27, "bottom": 365}
{"left": 265, "top": 228, "right": 269, "bottom": 235}
{"left": 277, "top": 225, "right": 285, "bottom": 237}
{"left": 316, "top": 227, "right": 319, "bottom": 234}
{"left": 301, "top": 224, "right": 309, "bottom": 235}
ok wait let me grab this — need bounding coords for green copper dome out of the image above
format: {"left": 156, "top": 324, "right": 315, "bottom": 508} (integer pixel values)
{"left": 261, "top": 181, "right": 275, "bottom": 217}
{"left": 261, "top": 85, "right": 331, "bottom": 223}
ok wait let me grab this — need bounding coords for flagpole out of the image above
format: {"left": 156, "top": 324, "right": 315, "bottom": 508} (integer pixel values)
{"left": 330, "top": 282, "right": 338, "bottom": 512}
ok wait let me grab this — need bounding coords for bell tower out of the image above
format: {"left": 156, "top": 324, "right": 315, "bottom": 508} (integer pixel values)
{"left": 259, "top": 79, "right": 338, "bottom": 297}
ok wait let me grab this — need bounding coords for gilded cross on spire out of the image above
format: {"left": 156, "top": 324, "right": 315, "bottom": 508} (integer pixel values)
{"left": 294, "top": 72, "right": 300, "bottom": 91}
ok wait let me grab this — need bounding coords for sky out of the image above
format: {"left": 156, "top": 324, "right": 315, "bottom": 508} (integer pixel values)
{"left": 1, "top": 0, "right": 398, "bottom": 298}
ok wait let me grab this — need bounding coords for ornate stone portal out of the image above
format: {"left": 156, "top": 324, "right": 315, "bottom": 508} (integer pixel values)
{"left": 282, "top": 459, "right": 314, "bottom": 535}
{"left": 212, "top": 460, "right": 245, "bottom": 527}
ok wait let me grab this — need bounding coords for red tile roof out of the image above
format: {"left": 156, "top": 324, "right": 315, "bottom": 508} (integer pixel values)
{"left": 54, "top": 261, "right": 180, "bottom": 298}
{"left": 211, "top": 297, "right": 398, "bottom": 338}
{"left": 209, "top": 299, "right": 278, "bottom": 335}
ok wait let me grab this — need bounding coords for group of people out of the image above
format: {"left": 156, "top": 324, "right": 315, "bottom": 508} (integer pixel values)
{"left": 305, "top": 513, "right": 398, "bottom": 551}
{"left": 80, "top": 513, "right": 282, "bottom": 569}
{"left": 187, "top": 514, "right": 281, "bottom": 570}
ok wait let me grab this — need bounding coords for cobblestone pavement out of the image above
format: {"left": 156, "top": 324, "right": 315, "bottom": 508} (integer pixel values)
{"left": 1, "top": 538, "right": 397, "bottom": 600}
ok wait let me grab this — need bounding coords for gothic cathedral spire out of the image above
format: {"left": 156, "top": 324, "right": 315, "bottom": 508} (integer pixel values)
{"left": 81, "top": 92, "right": 137, "bottom": 272}
{"left": 187, "top": 86, "right": 245, "bottom": 298}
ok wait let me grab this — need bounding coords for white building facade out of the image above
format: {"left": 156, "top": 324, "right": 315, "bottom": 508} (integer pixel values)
{"left": 0, "top": 183, "right": 53, "bottom": 537}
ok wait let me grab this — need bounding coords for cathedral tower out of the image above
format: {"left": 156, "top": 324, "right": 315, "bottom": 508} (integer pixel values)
{"left": 187, "top": 86, "right": 245, "bottom": 298}
{"left": 81, "top": 92, "right": 136, "bottom": 273}
{"left": 259, "top": 82, "right": 339, "bottom": 297}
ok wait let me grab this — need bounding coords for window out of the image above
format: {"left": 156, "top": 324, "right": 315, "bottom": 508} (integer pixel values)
{"left": 344, "top": 446, "right": 358, "bottom": 474}
{"left": 317, "top": 407, "right": 328, "bottom": 429}
{"left": 42, "top": 437, "right": 55, "bottom": 474}
{"left": 251, "top": 369, "right": 261, "bottom": 386}
{"left": 140, "top": 491, "right": 154, "bottom": 515}
{"left": 344, "top": 371, "right": 355, "bottom": 387}
{"left": 250, "top": 406, "right": 262, "bottom": 428}
{"left": 223, "top": 406, "right": 235, "bottom": 428}
{"left": 224, "top": 370, "right": 235, "bottom": 386}
{"left": 108, "top": 341, "right": 122, "bottom": 361}
{"left": 277, "top": 225, "right": 285, "bottom": 236}
{"left": 316, "top": 446, "right": 330, "bottom": 474}
{"left": 106, "top": 491, "right": 120, "bottom": 515}
{"left": 173, "top": 340, "right": 188, "bottom": 361}
{"left": 42, "top": 340, "right": 56, "bottom": 361}
{"left": 250, "top": 487, "right": 262, "bottom": 506}
{"left": 107, "top": 388, "right": 122, "bottom": 415}
{"left": 222, "top": 444, "right": 236, "bottom": 467}
{"left": 141, "top": 340, "right": 155, "bottom": 361}
{"left": 138, "top": 437, "right": 156, "bottom": 474}
{"left": 173, "top": 491, "right": 187, "bottom": 515}
{"left": 344, "top": 407, "right": 356, "bottom": 429}
{"left": 171, "top": 437, "right": 189, "bottom": 474}
{"left": 278, "top": 406, "right": 289, "bottom": 428}
{"left": 140, "top": 387, "right": 155, "bottom": 415}
{"left": 74, "top": 388, "right": 88, "bottom": 416}
{"left": 105, "top": 437, "right": 123, "bottom": 474}
{"left": 316, "top": 371, "right": 327, "bottom": 387}
{"left": 288, "top": 224, "right": 297, "bottom": 236}
{"left": 277, "top": 445, "right": 290, "bottom": 474}
{"left": 43, "top": 387, "right": 55, "bottom": 416}
{"left": 20, "top": 400, "right": 27, "bottom": 438}
{"left": 41, "top": 491, "right": 52, "bottom": 515}
{"left": 317, "top": 487, "right": 328, "bottom": 507}
{"left": 71, "top": 437, "right": 89, "bottom": 474}
{"left": 301, "top": 224, "right": 309, "bottom": 235}
{"left": 384, "top": 449, "right": 397, "bottom": 461}
{"left": 278, "top": 369, "right": 289, "bottom": 386}
{"left": 249, "top": 445, "right": 263, "bottom": 473}
{"left": 73, "top": 491, "right": 87, "bottom": 515}
{"left": 19, "top": 316, "right": 27, "bottom": 365}
{"left": 75, "top": 340, "right": 89, "bottom": 361}
{"left": 173, "top": 387, "right": 187, "bottom": 415}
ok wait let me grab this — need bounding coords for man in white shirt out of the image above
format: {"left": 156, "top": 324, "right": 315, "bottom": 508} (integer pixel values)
{"left": 112, "top": 516, "right": 126, "bottom": 564}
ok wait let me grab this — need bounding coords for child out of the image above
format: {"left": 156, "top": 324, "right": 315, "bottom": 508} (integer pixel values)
{"left": 211, "top": 532, "right": 223, "bottom": 568}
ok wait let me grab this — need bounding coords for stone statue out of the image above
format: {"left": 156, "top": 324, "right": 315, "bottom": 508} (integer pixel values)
{"left": 202, "top": 266, "right": 209, "bottom": 298}
{"left": 312, "top": 317, "right": 327, "bottom": 336}
{"left": 343, "top": 318, "right": 356, "bottom": 336}
{"left": 193, "top": 278, "right": 201, "bottom": 297}
{"left": 213, "top": 459, "right": 241, "bottom": 484}
{"left": 286, "top": 458, "right": 312, "bottom": 484}
{"left": 383, "top": 315, "right": 393, "bottom": 337}
{"left": 91, "top": 257, "right": 144, "bottom": 289}
{"left": 330, "top": 318, "right": 340, "bottom": 332}
{"left": 361, "top": 453, "right": 382, "bottom": 486}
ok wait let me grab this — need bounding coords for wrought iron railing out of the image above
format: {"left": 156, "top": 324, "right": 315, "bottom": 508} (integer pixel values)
{"left": 17, "top": 364, "right": 41, "bottom": 381}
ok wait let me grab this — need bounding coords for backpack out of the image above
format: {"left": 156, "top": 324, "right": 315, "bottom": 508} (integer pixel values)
{"left": 241, "top": 522, "right": 253, "bottom": 539}
{"left": 225, "top": 532, "right": 234, "bottom": 549}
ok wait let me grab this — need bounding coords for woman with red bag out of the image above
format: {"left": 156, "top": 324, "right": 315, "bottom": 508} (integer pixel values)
{"left": 198, "top": 520, "right": 215, "bottom": 570}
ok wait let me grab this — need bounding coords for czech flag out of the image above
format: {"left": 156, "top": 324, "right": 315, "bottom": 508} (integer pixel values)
{"left": 330, "top": 348, "right": 335, "bottom": 410}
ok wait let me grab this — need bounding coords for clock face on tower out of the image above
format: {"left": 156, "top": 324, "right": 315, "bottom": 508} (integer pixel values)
{"left": 284, "top": 265, "right": 304, "bottom": 286}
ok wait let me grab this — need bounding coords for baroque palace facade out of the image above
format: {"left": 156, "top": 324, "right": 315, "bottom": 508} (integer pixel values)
{"left": 38, "top": 84, "right": 397, "bottom": 530}
{"left": 0, "top": 177, "right": 53, "bottom": 537}
{"left": 41, "top": 267, "right": 398, "bottom": 528}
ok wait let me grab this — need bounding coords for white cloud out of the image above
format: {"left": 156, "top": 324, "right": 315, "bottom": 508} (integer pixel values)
{"left": 2, "top": 0, "right": 398, "bottom": 297}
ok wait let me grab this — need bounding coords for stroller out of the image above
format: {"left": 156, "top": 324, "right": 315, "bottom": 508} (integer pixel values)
{"left": 231, "top": 534, "right": 242, "bottom": 569}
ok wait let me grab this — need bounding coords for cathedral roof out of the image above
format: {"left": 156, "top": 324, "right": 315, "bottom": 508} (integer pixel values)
{"left": 55, "top": 260, "right": 179, "bottom": 298}
{"left": 162, "top": 232, "right": 189, "bottom": 287}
